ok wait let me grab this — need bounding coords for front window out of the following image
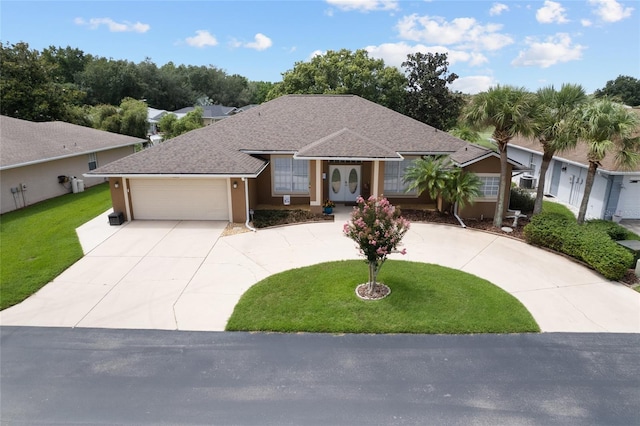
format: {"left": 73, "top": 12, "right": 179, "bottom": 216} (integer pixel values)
{"left": 383, "top": 158, "right": 417, "bottom": 195}
{"left": 478, "top": 174, "right": 500, "bottom": 199}
{"left": 272, "top": 156, "right": 309, "bottom": 194}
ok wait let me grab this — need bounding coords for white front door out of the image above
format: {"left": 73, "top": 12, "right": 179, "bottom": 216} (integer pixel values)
{"left": 329, "top": 165, "right": 361, "bottom": 203}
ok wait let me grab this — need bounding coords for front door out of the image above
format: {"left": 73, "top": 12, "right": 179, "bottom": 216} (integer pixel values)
{"left": 329, "top": 165, "right": 360, "bottom": 203}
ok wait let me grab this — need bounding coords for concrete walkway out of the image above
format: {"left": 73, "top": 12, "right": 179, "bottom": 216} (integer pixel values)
{"left": 1, "top": 208, "right": 639, "bottom": 333}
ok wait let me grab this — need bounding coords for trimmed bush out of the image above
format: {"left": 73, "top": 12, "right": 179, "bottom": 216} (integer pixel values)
{"left": 524, "top": 212, "right": 634, "bottom": 280}
{"left": 509, "top": 187, "right": 535, "bottom": 212}
{"left": 585, "top": 219, "right": 640, "bottom": 241}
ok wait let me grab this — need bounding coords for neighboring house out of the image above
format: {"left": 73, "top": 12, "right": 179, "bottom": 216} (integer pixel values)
{"left": 88, "top": 95, "right": 523, "bottom": 223}
{"left": 0, "top": 115, "right": 144, "bottom": 214}
{"left": 173, "top": 105, "right": 239, "bottom": 126}
{"left": 508, "top": 137, "right": 640, "bottom": 220}
{"left": 146, "top": 107, "right": 169, "bottom": 146}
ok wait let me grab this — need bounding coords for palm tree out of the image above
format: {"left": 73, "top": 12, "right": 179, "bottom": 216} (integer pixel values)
{"left": 463, "top": 85, "right": 536, "bottom": 227}
{"left": 574, "top": 98, "right": 640, "bottom": 224}
{"left": 532, "top": 84, "right": 587, "bottom": 215}
{"left": 403, "top": 155, "right": 451, "bottom": 212}
{"left": 443, "top": 168, "right": 482, "bottom": 215}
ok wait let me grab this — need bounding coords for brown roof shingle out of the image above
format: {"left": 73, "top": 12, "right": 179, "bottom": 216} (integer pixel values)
{"left": 0, "top": 115, "right": 145, "bottom": 169}
{"left": 89, "top": 95, "right": 485, "bottom": 176}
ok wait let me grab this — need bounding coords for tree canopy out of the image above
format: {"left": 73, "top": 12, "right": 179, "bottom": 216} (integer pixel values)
{"left": 401, "top": 52, "right": 464, "bottom": 130}
{"left": 594, "top": 75, "right": 640, "bottom": 107}
{"left": 266, "top": 49, "right": 407, "bottom": 112}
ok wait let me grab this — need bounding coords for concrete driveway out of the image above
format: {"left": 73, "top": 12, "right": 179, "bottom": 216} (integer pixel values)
{"left": 1, "top": 209, "right": 639, "bottom": 333}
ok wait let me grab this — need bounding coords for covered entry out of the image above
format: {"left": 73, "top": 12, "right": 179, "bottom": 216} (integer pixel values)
{"left": 329, "top": 165, "right": 360, "bottom": 203}
{"left": 129, "top": 178, "right": 230, "bottom": 220}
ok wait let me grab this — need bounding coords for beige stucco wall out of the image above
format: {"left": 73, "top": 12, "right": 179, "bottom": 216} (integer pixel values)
{"left": 230, "top": 179, "right": 247, "bottom": 223}
{"left": 1, "top": 146, "right": 134, "bottom": 214}
{"left": 459, "top": 157, "right": 512, "bottom": 219}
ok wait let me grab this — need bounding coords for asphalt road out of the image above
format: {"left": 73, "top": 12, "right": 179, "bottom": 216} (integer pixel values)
{"left": 1, "top": 327, "right": 639, "bottom": 425}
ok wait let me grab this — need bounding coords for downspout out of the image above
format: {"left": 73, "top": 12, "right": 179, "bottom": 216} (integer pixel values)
{"left": 453, "top": 202, "right": 466, "bottom": 228}
{"left": 242, "top": 177, "right": 257, "bottom": 232}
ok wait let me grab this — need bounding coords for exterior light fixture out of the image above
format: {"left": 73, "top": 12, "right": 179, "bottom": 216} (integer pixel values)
{"left": 114, "top": 181, "right": 120, "bottom": 189}
{"left": 233, "top": 181, "right": 238, "bottom": 189}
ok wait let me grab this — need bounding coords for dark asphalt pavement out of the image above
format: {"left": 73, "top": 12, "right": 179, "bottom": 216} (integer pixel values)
{"left": 1, "top": 326, "right": 639, "bottom": 425}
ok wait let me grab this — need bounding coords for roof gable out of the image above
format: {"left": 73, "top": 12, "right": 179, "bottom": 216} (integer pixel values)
{"left": 295, "top": 128, "right": 402, "bottom": 160}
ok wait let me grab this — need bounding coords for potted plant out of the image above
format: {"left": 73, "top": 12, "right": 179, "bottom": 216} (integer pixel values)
{"left": 322, "top": 200, "right": 336, "bottom": 214}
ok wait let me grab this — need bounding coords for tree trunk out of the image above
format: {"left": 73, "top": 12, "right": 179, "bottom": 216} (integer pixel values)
{"left": 368, "top": 261, "right": 378, "bottom": 294}
{"left": 533, "top": 147, "right": 554, "bottom": 215}
{"left": 493, "top": 142, "right": 508, "bottom": 228}
{"left": 577, "top": 161, "right": 598, "bottom": 224}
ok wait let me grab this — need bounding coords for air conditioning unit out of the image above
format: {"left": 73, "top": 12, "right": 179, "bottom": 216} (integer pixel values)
{"left": 520, "top": 176, "right": 536, "bottom": 189}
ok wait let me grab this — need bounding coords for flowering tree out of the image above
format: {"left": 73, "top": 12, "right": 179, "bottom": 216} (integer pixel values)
{"left": 343, "top": 196, "right": 410, "bottom": 299}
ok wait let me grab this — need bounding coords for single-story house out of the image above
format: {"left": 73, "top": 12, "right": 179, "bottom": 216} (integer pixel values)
{"left": 87, "top": 95, "right": 522, "bottom": 223}
{"left": 508, "top": 136, "right": 640, "bottom": 220}
{"left": 0, "top": 115, "right": 144, "bottom": 214}
{"left": 173, "top": 105, "right": 239, "bottom": 126}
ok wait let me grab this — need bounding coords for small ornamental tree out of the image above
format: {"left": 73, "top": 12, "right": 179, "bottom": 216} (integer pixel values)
{"left": 343, "top": 196, "right": 410, "bottom": 299}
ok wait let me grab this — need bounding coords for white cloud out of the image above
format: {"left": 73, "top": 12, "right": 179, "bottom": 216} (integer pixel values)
{"left": 536, "top": 1, "right": 569, "bottom": 23}
{"left": 325, "top": 0, "right": 399, "bottom": 12}
{"left": 185, "top": 30, "right": 218, "bottom": 48}
{"left": 244, "top": 33, "right": 273, "bottom": 51}
{"left": 489, "top": 3, "right": 509, "bottom": 16}
{"left": 74, "top": 17, "right": 150, "bottom": 33}
{"left": 511, "top": 33, "right": 585, "bottom": 68}
{"left": 396, "top": 14, "right": 513, "bottom": 51}
{"left": 450, "top": 76, "right": 496, "bottom": 94}
{"left": 365, "top": 42, "right": 488, "bottom": 69}
{"left": 308, "top": 50, "right": 325, "bottom": 61}
{"left": 588, "top": 0, "right": 633, "bottom": 22}
{"left": 581, "top": 18, "right": 593, "bottom": 26}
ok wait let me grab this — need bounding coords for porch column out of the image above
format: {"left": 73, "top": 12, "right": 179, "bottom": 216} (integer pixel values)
{"left": 372, "top": 160, "right": 382, "bottom": 197}
{"left": 310, "top": 160, "right": 322, "bottom": 213}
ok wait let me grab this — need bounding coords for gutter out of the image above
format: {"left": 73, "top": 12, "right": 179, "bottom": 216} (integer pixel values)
{"left": 453, "top": 202, "right": 466, "bottom": 228}
{"left": 242, "top": 177, "right": 257, "bottom": 232}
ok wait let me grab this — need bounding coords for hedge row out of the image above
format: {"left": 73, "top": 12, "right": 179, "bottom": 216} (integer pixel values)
{"left": 523, "top": 212, "right": 634, "bottom": 280}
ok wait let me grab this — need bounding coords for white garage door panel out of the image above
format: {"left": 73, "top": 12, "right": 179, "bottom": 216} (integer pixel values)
{"left": 130, "top": 179, "right": 229, "bottom": 220}
{"left": 617, "top": 176, "right": 640, "bottom": 219}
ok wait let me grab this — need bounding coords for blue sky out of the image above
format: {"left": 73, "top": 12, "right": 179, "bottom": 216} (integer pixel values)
{"left": 1, "top": 0, "right": 638, "bottom": 94}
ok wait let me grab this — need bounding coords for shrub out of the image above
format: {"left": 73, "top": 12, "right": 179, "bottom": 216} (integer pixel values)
{"left": 252, "top": 209, "right": 320, "bottom": 228}
{"left": 509, "top": 187, "right": 535, "bottom": 212}
{"left": 523, "top": 212, "right": 633, "bottom": 280}
{"left": 585, "top": 219, "right": 640, "bottom": 241}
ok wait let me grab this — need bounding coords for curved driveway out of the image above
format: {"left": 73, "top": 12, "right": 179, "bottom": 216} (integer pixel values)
{"left": 1, "top": 209, "right": 638, "bottom": 333}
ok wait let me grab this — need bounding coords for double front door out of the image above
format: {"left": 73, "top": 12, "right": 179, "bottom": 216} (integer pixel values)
{"left": 329, "top": 165, "right": 360, "bottom": 203}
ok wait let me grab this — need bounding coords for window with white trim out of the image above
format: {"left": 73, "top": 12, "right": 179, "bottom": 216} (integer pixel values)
{"left": 88, "top": 153, "right": 98, "bottom": 171}
{"left": 478, "top": 175, "right": 500, "bottom": 199}
{"left": 383, "top": 158, "right": 417, "bottom": 195}
{"left": 272, "top": 156, "right": 309, "bottom": 194}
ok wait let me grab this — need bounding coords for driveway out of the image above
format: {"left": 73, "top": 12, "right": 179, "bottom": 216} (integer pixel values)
{"left": 1, "top": 209, "right": 639, "bottom": 332}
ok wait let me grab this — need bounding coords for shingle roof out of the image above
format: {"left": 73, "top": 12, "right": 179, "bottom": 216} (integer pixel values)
{"left": 88, "top": 95, "right": 488, "bottom": 176}
{"left": 0, "top": 115, "right": 145, "bottom": 169}
{"left": 510, "top": 136, "right": 640, "bottom": 173}
{"left": 295, "top": 128, "right": 402, "bottom": 159}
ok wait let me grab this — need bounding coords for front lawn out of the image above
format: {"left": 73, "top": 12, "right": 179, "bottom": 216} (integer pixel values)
{"left": 0, "top": 183, "right": 112, "bottom": 310}
{"left": 226, "top": 260, "right": 540, "bottom": 334}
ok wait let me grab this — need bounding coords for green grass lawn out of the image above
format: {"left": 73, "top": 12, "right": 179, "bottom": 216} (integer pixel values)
{"left": 226, "top": 260, "right": 540, "bottom": 334}
{"left": 0, "top": 183, "right": 112, "bottom": 310}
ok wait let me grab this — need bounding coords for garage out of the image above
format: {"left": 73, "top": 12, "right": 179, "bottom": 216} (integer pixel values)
{"left": 617, "top": 175, "right": 640, "bottom": 219}
{"left": 129, "top": 178, "right": 230, "bottom": 220}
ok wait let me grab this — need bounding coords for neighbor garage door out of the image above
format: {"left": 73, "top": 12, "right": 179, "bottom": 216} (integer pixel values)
{"left": 617, "top": 175, "right": 640, "bottom": 219}
{"left": 129, "top": 178, "right": 229, "bottom": 220}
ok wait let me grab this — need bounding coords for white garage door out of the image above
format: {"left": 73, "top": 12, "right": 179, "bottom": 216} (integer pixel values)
{"left": 129, "top": 178, "right": 229, "bottom": 220}
{"left": 617, "top": 176, "right": 640, "bottom": 219}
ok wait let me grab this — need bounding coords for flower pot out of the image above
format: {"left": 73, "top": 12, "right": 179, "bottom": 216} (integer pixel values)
{"left": 323, "top": 207, "right": 333, "bottom": 214}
